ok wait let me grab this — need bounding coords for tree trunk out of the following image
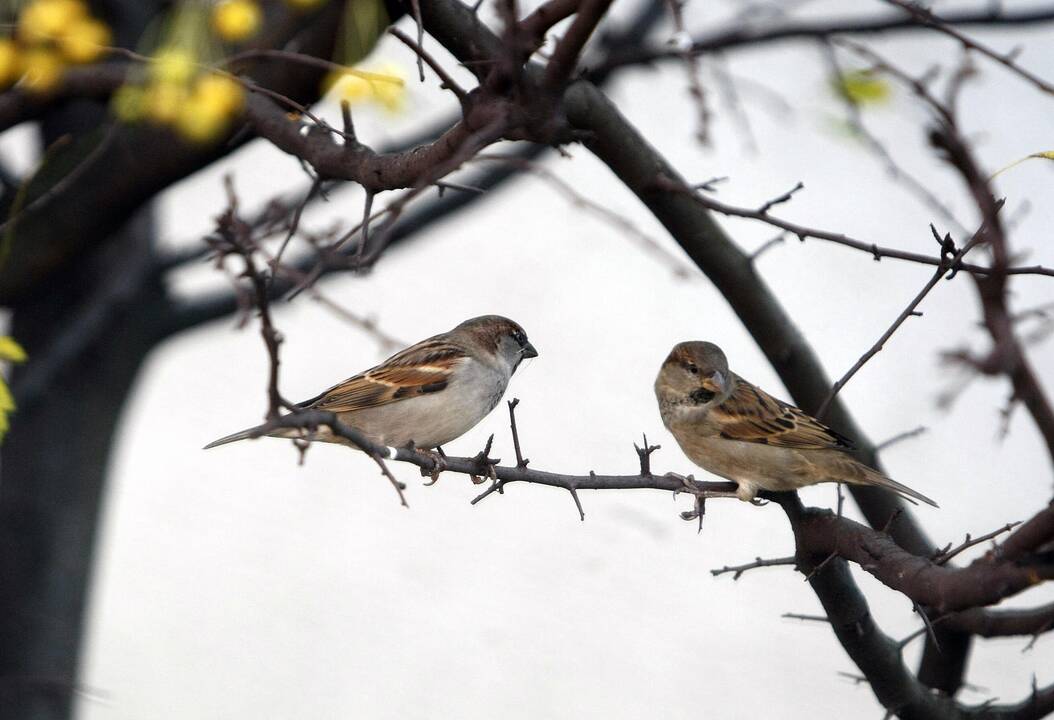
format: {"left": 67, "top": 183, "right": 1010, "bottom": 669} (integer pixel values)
{"left": 0, "top": 212, "right": 164, "bottom": 720}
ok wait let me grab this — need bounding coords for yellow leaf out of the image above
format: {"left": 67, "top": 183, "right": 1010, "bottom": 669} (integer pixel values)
{"left": 832, "top": 70, "right": 891, "bottom": 106}
{"left": 0, "top": 377, "right": 13, "bottom": 412}
{"left": 990, "top": 151, "right": 1054, "bottom": 180}
{"left": 0, "top": 337, "right": 27, "bottom": 363}
{"left": 0, "top": 376, "right": 14, "bottom": 442}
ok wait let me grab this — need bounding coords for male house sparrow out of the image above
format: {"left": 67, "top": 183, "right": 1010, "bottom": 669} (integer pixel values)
{"left": 655, "top": 341, "right": 937, "bottom": 507}
{"left": 205, "top": 315, "right": 537, "bottom": 450}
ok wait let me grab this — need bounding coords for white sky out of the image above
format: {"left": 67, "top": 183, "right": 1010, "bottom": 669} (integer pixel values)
{"left": 55, "top": 2, "right": 1054, "bottom": 718}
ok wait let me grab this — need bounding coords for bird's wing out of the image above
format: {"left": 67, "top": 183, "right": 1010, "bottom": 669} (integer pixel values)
{"left": 298, "top": 337, "right": 467, "bottom": 413}
{"left": 710, "top": 374, "right": 854, "bottom": 450}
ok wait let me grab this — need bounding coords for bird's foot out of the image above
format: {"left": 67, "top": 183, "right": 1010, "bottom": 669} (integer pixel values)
{"left": 417, "top": 447, "right": 448, "bottom": 485}
{"left": 667, "top": 472, "right": 740, "bottom": 500}
{"left": 734, "top": 484, "right": 768, "bottom": 506}
{"left": 468, "top": 435, "right": 500, "bottom": 485}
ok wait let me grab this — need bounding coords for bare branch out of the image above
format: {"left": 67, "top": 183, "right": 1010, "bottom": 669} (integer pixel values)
{"left": 881, "top": 0, "right": 1054, "bottom": 97}
{"left": 712, "top": 556, "right": 796, "bottom": 580}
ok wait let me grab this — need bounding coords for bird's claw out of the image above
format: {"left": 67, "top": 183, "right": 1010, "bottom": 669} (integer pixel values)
{"left": 418, "top": 449, "right": 447, "bottom": 485}
{"left": 664, "top": 471, "right": 697, "bottom": 494}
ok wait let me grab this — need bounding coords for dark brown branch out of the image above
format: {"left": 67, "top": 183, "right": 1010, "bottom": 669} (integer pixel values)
{"left": 242, "top": 92, "right": 499, "bottom": 193}
{"left": 791, "top": 504, "right": 1053, "bottom": 613}
{"left": 518, "top": 0, "right": 580, "bottom": 61}
{"left": 778, "top": 493, "right": 1054, "bottom": 719}
{"left": 945, "top": 602, "right": 1054, "bottom": 639}
{"left": 251, "top": 407, "right": 738, "bottom": 503}
{"left": 543, "top": 0, "right": 615, "bottom": 91}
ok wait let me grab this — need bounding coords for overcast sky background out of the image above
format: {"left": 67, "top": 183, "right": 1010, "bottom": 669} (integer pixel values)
{"left": 11, "top": 1, "right": 1048, "bottom": 717}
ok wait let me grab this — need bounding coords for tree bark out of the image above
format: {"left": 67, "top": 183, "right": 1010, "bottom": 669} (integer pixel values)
{"left": 0, "top": 211, "right": 165, "bottom": 720}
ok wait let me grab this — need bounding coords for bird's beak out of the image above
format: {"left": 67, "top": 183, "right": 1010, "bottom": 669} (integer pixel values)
{"left": 707, "top": 370, "right": 729, "bottom": 395}
{"left": 521, "top": 341, "right": 538, "bottom": 359}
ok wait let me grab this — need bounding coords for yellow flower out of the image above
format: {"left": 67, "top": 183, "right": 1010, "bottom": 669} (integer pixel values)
{"left": 172, "top": 73, "right": 244, "bottom": 143}
{"left": 193, "top": 72, "right": 244, "bottom": 115}
{"left": 330, "top": 71, "right": 372, "bottom": 103}
{"left": 20, "top": 48, "right": 65, "bottom": 93}
{"left": 370, "top": 63, "right": 405, "bottom": 112}
{"left": 145, "top": 80, "right": 189, "bottom": 124}
{"left": 176, "top": 97, "right": 231, "bottom": 143}
{"left": 212, "top": 0, "right": 262, "bottom": 42}
{"left": 0, "top": 39, "right": 20, "bottom": 88}
{"left": 328, "top": 63, "right": 406, "bottom": 113}
{"left": 58, "top": 18, "right": 112, "bottom": 64}
{"left": 19, "top": 0, "right": 88, "bottom": 43}
{"left": 0, "top": 336, "right": 27, "bottom": 444}
{"left": 151, "top": 48, "right": 197, "bottom": 85}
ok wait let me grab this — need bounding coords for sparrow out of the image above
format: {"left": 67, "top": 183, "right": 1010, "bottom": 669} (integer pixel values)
{"left": 205, "top": 315, "right": 537, "bottom": 451}
{"left": 654, "top": 341, "right": 937, "bottom": 507}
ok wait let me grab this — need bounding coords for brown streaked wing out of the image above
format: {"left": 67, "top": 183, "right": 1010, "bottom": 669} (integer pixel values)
{"left": 712, "top": 374, "right": 854, "bottom": 450}
{"left": 298, "top": 339, "right": 467, "bottom": 413}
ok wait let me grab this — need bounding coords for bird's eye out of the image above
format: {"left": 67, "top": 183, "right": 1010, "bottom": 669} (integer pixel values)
{"left": 687, "top": 364, "right": 700, "bottom": 375}
{"left": 513, "top": 331, "right": 527, "bottom": 346}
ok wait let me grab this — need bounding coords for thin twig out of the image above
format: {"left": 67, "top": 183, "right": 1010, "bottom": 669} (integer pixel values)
{"left": 711, "top": 556, "right": 796, "bottom": 580}
{"left": 815, "top": 213, "right": 1002, "bottom": 419}
{"left": 389, "top": 27, "right": 469, "bottom": 101}
{"left": 933, "top": 522, "right": 1022, "bottom": 566}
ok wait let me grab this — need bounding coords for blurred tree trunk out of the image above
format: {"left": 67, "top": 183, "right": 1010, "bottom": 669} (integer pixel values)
{"left": 0, "top": 211, "right": 164, "bottom": 720}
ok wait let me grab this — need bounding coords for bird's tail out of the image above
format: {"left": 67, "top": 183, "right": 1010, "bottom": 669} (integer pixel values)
{"left": 203, "top": 422, "right": 286, "bottom": 449}
{"left": 857, "top": 466, "right": 939, "bottom": 508}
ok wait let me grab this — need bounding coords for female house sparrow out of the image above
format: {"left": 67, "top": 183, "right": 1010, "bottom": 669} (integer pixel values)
{"left": 655, "top": 341, "right": 937, "bottom": 507}
{"left": 205, "top": 315, "right": 537, "bottom": 450}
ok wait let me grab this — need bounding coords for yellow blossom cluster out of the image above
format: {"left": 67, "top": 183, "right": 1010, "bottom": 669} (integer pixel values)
{"left": 0, "top": 0, "right": 112, "bottom": 93}
{"left": 0, "top": 336, "right": 26, "bottom": 442}
{"left": 326, "top": 62, "right": 406, "bottom": 113}
{"left": 113, "top": 53, "right": 245, "bottom": 144}
{"left": 113, "top": 3, "right": 248, "bottom": 145}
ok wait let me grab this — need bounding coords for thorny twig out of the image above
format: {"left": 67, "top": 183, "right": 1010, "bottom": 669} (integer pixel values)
{"left": 815, "top": 212, "right": 1002, "bottom": 420}
{"left": 711, "top": 556, "right": 796, "bottom": 580}
{"left": 932, "top": 522, "right": 1022, "bottom": 566}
